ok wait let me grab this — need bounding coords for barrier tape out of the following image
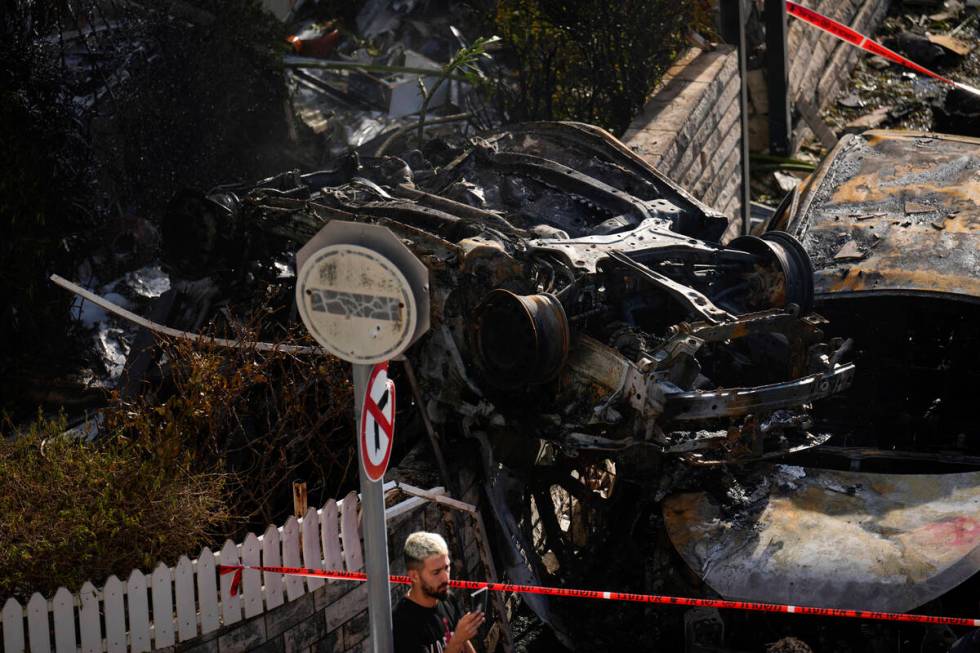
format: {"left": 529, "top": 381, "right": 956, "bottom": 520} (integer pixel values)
{"left": 785, "top": 0, "right": 980, "bottom": 97}
{"left": 216, "top": 564, "right": 980, "bottom": 627}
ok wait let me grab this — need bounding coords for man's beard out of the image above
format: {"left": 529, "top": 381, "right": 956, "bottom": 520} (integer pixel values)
{"left": 421, "top": 580, "right": 449, "bottom": 600}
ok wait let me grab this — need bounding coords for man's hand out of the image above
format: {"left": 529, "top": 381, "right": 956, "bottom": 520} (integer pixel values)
{"left": 445, "top": 611, "right": 485, "bottom": 653}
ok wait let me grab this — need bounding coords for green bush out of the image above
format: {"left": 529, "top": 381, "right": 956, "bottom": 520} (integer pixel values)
{"left": 490, "top": 0, "right": 692, "bottom": 134}
{"left": 0, "top": 413, "right": 229, "bottom": 600}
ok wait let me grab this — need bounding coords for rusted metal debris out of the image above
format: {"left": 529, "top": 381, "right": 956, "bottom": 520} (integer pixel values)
{"left": 163, "top": 121, "right": 853, "bottom": 465}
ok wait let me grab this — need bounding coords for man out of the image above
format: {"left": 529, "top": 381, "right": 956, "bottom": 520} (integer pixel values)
{"left": 393, "top": 531, "right": 485, "bottom": 653}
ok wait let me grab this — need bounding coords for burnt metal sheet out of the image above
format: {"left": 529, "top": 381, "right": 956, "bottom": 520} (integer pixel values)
{"left": 788, "top": 130, "right": 980, "bottom": 303}
{"left": 663, "top": 465, "right": 980, "bottom": 612}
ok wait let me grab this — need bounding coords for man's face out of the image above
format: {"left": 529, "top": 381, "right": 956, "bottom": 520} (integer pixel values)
{"left": 413, "top": 553, "right": 451, "bottom": 600}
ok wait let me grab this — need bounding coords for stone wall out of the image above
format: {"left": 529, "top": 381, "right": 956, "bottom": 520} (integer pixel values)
{"left": 623, "top": 0, "right": 890, "bottom": 223}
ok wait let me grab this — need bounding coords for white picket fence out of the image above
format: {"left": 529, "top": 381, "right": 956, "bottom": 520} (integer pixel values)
{"left": 1, "top": 482, "right": 442, "bottom": 653}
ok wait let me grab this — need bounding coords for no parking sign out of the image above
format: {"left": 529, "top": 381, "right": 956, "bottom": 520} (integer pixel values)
{"left": 359, "top": 362, "right": 396, "bottom": 482}
{"left": 294, "top": 220, "right": 430, "bottom": 653}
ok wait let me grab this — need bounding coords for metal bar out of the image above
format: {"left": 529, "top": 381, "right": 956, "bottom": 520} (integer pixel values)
{"left": 734, "top": 0, "right": 753, "bottom": 234}
{"left": 765, "top": 0, "right": 792, "bottom": 155}
{"left": 50, "top": 274, "right": 321, "bottom": 354}
{"left": 353, "top": 364, "right": 394, "bottom": 653}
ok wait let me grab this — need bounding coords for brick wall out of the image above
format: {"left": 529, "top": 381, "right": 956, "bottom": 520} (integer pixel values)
{"left": 783, "top": 0, "right": 891, "bottom": 146}
{"left": 622, "top": 0, "right": 889, "bottom": 223}
{"left": 623, "top": 46, "right": 743, "bottom": 221}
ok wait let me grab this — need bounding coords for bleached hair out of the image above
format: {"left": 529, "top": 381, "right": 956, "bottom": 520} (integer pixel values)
{"left": 404, "top": 531, "right": 448, "bottom": 571}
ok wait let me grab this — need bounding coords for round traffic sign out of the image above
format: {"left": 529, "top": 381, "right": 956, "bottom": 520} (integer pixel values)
{"left": 296, "top": 244, "right": 418, "bottom": 364}
{"left": 360, "top": 363, "right": 396, "bottom": 482}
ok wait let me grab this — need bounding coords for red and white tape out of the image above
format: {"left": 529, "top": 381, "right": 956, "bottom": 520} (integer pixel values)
{"left": 217, "top": 565, "right": 980, "bottom": 628}
{"left": 786, "top": 0, "right": 980, "bottom": 98}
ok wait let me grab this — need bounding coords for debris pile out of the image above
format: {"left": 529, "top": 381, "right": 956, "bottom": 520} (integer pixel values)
{"left": 822, "top": 2, "right": 980, "bottom": 136}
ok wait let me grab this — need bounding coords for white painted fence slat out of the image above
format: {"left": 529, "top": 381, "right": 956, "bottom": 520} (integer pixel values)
{"left": 282, "top": 516, "right": 304, "bottom": 601}
{"left": 302, "top": 507, "right": 325, "bottom": 591}
{"left": 103, "top": 576, "right": 126, "bottom": 653}
{"left": 151, "top": 562, "right": 175, "bottom": 648}
{"left": 196, "top": 548, "right": 221, "bottom": 635}
{"left": 261, "top": 524, "right": 284, "bottom": 610}
{"left": 78, "top": 582, "right": 101, "bottom": 653}
{"left": 127, "top": 570, "right": 151, "bottom": 653}
{"left": 3, "top": 484, "right": 440, "bottom": 653}
{"left": 219, "top": 540, "right": 242, "bottom": 625}
{"left": 27, "top": 593, "right": 51, "bottom": 653}
{"left": 52, "top": 587, "right": 76, "bottom": 653}
{"left": 341, "top": 490, "right": 364, "bottom": 571}
{"left": 3, "top": 597, "right": 25, "bottom": 653}
{"left": 322, "top": 498, "right": 344, "bottom": 573}
{"left": 175, "top": 556, "right": 197, "bottom": 641}
{"left": 241, "top": 533, "right": 263, "bottom": 618}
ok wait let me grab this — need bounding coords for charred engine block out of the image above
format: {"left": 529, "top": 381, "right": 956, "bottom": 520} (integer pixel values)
{"left": 163, "top": 121, "right": 854, "bottom": 467}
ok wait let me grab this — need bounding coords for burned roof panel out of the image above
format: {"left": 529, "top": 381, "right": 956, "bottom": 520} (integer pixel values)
{"left": 789, "top": 130, "right": 980, "bottom": 303}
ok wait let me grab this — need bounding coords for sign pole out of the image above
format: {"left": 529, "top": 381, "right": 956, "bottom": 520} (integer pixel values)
{"left": 353, "top": 362, "right": 394, "bottom": 653}
{"left": 295, "top": 221, "right": 430, "bottom": 653}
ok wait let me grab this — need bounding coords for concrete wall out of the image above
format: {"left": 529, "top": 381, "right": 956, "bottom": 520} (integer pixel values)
{"left": 623, "top": 0, "right": 889, "bottom": 222}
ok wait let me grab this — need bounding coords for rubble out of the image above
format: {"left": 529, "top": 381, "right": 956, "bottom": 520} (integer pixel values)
{"left": 821, "top": 4, "right": 980, "bottom": 138}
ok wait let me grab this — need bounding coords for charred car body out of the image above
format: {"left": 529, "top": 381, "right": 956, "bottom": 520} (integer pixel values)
{"left": 158, "top": 123, "right": 980, "bottom": 645}
{"left": 166, "top": 121, "right": 853, "bottom": 463}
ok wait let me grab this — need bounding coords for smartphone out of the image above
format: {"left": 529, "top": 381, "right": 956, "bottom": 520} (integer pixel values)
{"left": 469, "top": 587, "right": 488, "bottom": 615}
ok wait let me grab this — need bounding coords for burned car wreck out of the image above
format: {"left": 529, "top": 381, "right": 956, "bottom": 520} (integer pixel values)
{"left": 165, "top": 121, "right": 853, "bottom": 463}
{"left": 151, "top": 122, "right": 980, "bottom": 645}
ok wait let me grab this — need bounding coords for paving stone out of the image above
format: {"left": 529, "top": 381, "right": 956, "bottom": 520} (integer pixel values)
{"left": 705, "top": 146, "right": 741, "bottom": 206}
{"left": 248, "top": 638, "right": 284, "bottom": 653}
{"left": 177, "top": 639, "right": 218, "bottom": 653}
{"left": 342, "top": 611, "right": 370, "bottom": 650}
{"left": 311, "top": 631, "right": 341, "bottom": 653}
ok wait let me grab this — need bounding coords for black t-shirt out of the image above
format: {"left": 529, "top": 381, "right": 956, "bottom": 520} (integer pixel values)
{"left": 392, "top": 593, "right": 465, "bottom": 653}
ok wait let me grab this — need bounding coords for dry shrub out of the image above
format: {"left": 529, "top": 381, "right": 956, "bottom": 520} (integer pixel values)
{"left": 0, "top": 321, "right": 356, "bottom": 600}
{"left": 104, "top": 323, "right": 357, "bottom": 532}
{"left": 0, "top": 413, "right": 229, "bottom": 600}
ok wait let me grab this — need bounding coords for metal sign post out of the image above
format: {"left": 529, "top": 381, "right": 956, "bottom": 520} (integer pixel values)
{"left": 296, "top": 221, "right": 430, "bottom": 653}
{"left": 353, "top": 362, "right": 392, "bottom": 651}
